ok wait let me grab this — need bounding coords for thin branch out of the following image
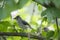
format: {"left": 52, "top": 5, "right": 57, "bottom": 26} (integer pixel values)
{"left": 0, "top": 32, "right": 44, "bottom": 39}
{"left": 56, "top": 17, "right": 59, "bottom": 32}
{"left": 56, "top": 17, "right": 60, "bottom": 40}
{"left": 37, "top": 20, "right": 43, "bottom": 34}
{"left": 32, "top": 0, "right": 55, "bottom": 8}
{"left": 30, "top": 2, "right": 36, "bottom": 23}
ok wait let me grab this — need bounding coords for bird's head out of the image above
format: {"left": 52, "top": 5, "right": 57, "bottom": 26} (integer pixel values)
{"left": 14, "top": 15, "right": 22, "bottom": 20}
{"left": 14, "top": 16, "right": 20, "bottom": 19}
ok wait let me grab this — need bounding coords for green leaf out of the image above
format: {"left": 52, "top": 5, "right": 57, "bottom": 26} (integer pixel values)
{"left": 42, "top": 17, "right": 47, "bottom": 22}
{"left": 0, "top": 8, "right": 10, "bottom": 19}
{"left": 0, "top": 0, "right": 29, "bottom": 19}
{"left": 44, "top": 0, "right": 51, "bottom": 5}
{"left": 42, "top": 31, "right": 47, "bottom": 37}
{"left": 0, "top": 21, "right": 11, "bottom": 32}
{"left": 46, "top": 31, "right": 54, "bottom": 39}
{"left": 41, "top": 7, "right": 60, "bottom": 22}
{"left": 17, "top": 0, "right": 29, "bottom": 8}
{"left": 41, "top": 10, "right": 47, "bottom": 17}
{"left": 35, "top": 0, "right": 44, "bottom": 4}
{"left": 5, "top": 0, "right": 18, "bottom": 11}
{"left": 41, "top": 8, "right": 53, "bottom": 22}
{"left": 58, "top": 31, "right": 60, "bottom": 40}
{"left": 34, "top": 0, "right": 51, "bottom": 5}
{"left": 52, "top": 0, "right": 60, "bottom": 8}
{"left": 13, "top": 0, "right": 19, "bottom": 4}
{"left": 38, "top": 4, "right": 42, "bottom": 11}
{"left": 46, "top": 10, "right": 53, "bottom": 22}
{"left": 5, "top": 0, "right": 29, "bottom": 10}
{"left": 0, "top": 0, "right": 2, "bottom": 2}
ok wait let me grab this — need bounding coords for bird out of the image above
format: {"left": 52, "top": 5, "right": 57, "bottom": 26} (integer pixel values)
{"left": 14, "top": 16, "right": 34, "bottom": 40}
{"left": 14, "top": 16, "right": 33, "bottom": 29}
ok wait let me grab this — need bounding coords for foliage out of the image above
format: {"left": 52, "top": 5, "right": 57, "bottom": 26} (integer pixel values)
{"left": 0, "top": 0, "right": 60, "bottom": 40}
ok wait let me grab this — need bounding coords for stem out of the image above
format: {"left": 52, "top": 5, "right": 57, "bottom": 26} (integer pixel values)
{"left": 56, "top": 17, "right": 59, "bottom": 33}
{"left": 37, "top": 20, "right": 43, "bottom": 34}
{"left": 30, "top": 2, "right": 36, "bottom": 23}
{"left": 56, "top": 17, "right": 60, "bottom": 40}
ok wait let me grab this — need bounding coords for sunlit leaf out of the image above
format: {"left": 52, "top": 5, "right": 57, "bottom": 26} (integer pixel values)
{"left": 0, "top": 21, "right": 11, "bottom": 32}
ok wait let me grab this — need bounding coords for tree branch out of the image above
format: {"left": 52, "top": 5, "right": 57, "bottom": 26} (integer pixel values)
{"left": 32, "top": 0, "right": 55, "bottom": 8}
{"left": 0, "top": 32, "right": 44, "bottom": 39}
